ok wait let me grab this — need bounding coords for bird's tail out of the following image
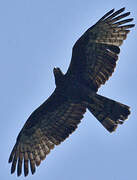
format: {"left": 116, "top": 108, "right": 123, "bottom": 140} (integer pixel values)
{"left": 87, "top": 94, "right": 130, "bottom": 132}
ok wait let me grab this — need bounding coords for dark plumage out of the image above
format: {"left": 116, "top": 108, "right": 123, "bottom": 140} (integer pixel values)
{"left": 9, "top": 7, "right": 134, "bottom": 176}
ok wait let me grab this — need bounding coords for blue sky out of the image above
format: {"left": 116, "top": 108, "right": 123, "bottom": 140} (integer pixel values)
{"left": 0, "top": 0, "right": 137, "bottom": 179}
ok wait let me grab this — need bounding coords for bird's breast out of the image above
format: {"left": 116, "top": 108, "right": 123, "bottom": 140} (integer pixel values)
{"left": 58, "top": 80, "right": 96, "bottom": 101}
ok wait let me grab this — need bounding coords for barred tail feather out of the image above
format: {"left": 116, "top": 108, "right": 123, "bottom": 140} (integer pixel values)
{"left": 88, "top": 94, "right": 130, "bottom": 132}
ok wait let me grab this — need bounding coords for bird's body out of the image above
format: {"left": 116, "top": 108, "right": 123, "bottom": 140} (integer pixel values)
{"left": 9, "top": 7, "right": 135, "bottom": 176}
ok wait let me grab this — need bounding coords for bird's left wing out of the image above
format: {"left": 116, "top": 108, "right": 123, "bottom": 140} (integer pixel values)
{"left": 8, "top": 90, "right": 86, "bottom": 176}
{"left": 65, "top": 8, "right": 135, "bottom": 91}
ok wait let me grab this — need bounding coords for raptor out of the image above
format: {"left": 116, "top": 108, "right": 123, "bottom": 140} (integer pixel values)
{"left": 9, "top": 7, "right": 135, "bottom": 176}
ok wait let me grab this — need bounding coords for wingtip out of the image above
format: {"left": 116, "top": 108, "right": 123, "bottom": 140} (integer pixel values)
{"left": 127, "top": 11, "right": 131, "bottom": 16}
{"left": 17, "top": 172, "right": 22, "bottom": 177}
{"left": 120, "top": 7, "right": 125, "bottom": 11}
{"left": 24, "top": 171, "right": 29, "bottom": 177}
{"left": 111, "top": 7, "right": 125, "bottom": 15}
{"left": 8, "top": 157, "right": 12, "bottom": 163}
{"left": 127, "top": 24, "right": 135, "bottom": 29}
{"left": 129, "top": 18, "right": 134, "bottom": 22}
{"left": 111, "top": 8, "right": 115, "bottom": 13}
{"left": 31, "top": 169, "right": 36, "bottom": 175}
{"left": 109, "top": 8, "right": 115, "bottom": 15}
{"left": 11, "top": 167, "right": 16, "bottom": 174}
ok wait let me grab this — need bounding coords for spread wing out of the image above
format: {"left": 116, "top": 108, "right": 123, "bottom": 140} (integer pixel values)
{"left": 65, "top": 7, "right": 135, "bottom": 91}
{"left": 8, "top": 90, "right": 86, "bottom": 176}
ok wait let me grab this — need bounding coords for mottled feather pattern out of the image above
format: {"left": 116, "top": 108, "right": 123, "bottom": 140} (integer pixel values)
{"left": 66, "top": 8, "right": 134, "bottom": 90}
{"left": 9, "top": 7, "right": 134, "bottom": 177}
{"left": 9, "top": 101, "right": 86, "bottom": 176}
{"left": 88, "top": 94, "right": 130, "bottom": 132}
{"left": 86, "top": 44, "right": 119, "bottom": 88}
{"left": 84, "top": 7, "right": 134, "bottom": 89}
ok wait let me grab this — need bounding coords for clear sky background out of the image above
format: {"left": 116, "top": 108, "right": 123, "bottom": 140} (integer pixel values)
{"left": 0, "top": 0, "right": 137, "bottom": 180}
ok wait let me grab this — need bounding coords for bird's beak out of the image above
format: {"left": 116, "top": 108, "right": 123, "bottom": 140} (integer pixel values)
{"left": 53, "top": 67, "right": 56, "bottom": 73}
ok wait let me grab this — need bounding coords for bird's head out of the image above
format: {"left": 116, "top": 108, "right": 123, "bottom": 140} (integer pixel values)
{"left": 53, "top": 67, "right": 62, "bottom": 76}
{"left": 53, "top": 67, "right": 64, "bottom": 86}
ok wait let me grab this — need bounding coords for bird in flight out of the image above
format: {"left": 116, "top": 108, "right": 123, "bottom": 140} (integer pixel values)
{"left": 9, "top": 7, "right": 135, "bottom": 177}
